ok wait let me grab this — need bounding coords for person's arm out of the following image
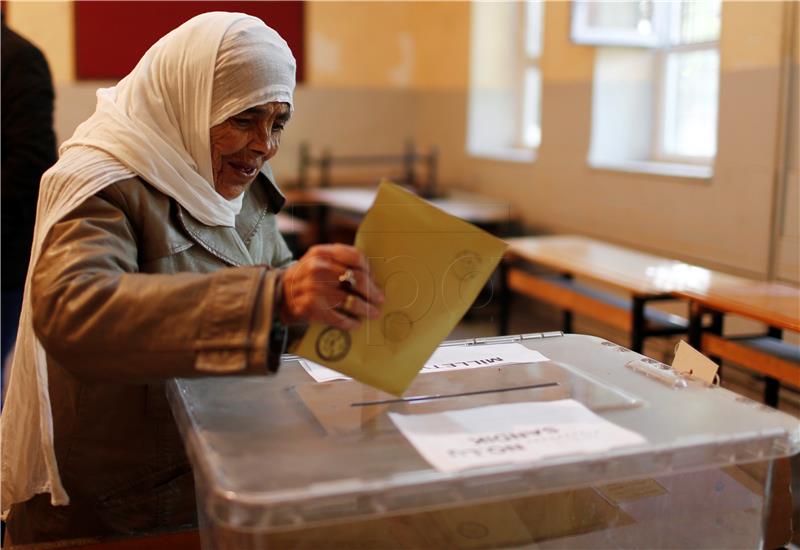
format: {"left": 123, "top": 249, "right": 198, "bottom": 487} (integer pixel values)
{"left": 31, "top": 191, "right": 280, "bottom": 383}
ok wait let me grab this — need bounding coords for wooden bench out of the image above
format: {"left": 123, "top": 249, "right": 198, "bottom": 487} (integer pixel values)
{"left": 502, "top": 235, "right": 800, "bottom": 404}
{"left": 500, "top": 235, "right": 743, "bottom": 353}
{"left": 507, "top": 271, "right": 689, "bottom": 335}
{"left": 679, "top": 281, "right": 800, "bottom": 406}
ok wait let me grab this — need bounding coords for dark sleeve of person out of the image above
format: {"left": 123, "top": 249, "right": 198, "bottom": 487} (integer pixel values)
{"left": 30, "top": 191, "right": 285, "bottom": 384}
{"left": 1, "top": 27, "right": 57, "bottom": 287}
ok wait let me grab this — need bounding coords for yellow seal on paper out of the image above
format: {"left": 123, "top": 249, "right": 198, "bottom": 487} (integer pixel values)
{"left": 382, "top": 311, "right": 413, "bottom": 343}
{"left": 451, "top": 250, "right": 482, "bottom": 282}
{"left": 315, "top": 327, "right": 351, "bottom": 362}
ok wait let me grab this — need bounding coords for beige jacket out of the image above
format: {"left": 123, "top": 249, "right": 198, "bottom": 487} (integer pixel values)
{"left": 7, "top": 170, "right": 293, "bottom": 544}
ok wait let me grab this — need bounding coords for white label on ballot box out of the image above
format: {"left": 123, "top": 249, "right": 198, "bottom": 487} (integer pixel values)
{"left": 299, "top": 343, "right": 549, "bottom": 383}
{"left": 389, "top": 399, "right": 646, "bottom": 473}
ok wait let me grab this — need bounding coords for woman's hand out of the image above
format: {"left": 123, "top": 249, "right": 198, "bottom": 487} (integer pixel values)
{"left": 280, "top": 244, "right": 384, "bottom": 331}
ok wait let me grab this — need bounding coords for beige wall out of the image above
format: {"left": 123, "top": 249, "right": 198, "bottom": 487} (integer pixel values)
{"left": 306, "top": 1, "right": 469, "bottom": 90}
{"left": 419, "top": 1, "right": 794, "bottom": 280}
{"left": 7, "top": 1, "right": 796, "bottom": 280}
{"left": 6, "top": 1, "right": 74, "bottom": 83}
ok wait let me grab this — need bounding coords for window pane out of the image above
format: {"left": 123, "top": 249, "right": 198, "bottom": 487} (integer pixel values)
{"left": 585, "top": 1, "right": 649, "bottom": 31}
{"left": 590, "top": 48, "right": 656, "bottom": 164}
{"left": 525, "top": 0, "right": 544, "bottom": 58}
{"left": 467, "top": 1, "right": 524, "bottom": 156}
{"left": 522, "top": 67, "right": 542, "bottom": 148}
{"left": 663, "top": 50, "right": 719, "bottom": 158}
{"left": 677, "top": 0, "right": 721, "bottom": 44}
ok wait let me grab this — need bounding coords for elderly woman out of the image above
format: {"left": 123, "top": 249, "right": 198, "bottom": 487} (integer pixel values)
{"left": 1, "top": 12, "right": 383, "bottom": 544}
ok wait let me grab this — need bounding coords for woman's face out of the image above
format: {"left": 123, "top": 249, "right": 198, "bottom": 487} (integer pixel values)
{"left": 210, "top": 101, "right": 291, "bottom": 200}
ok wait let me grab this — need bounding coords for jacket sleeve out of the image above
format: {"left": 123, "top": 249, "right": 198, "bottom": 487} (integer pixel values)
{"left": 31, "top": 191, "right": 283, "bottom": 383}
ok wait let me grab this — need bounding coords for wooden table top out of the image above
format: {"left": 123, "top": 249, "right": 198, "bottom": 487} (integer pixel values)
{"left": 285, "top": 186, "right": 514, "bottom": 225}
{"left": 674, "top": 282, "right": 800, "bottom": 332}
{"left": 505, "top": 235, "right": 751, "bottom": 297}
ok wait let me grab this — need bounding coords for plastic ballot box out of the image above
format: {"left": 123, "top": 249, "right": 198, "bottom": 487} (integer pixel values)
{"left": 167, "top": 333, "right": 800, "bottom": 549}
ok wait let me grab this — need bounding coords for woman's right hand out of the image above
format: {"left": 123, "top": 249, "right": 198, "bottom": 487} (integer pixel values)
{"left": 279, "top": 244, "right": 384, "bottom": 331}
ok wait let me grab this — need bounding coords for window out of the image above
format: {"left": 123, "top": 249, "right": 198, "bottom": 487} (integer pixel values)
{"left": 657, "top": 1, "right": 721, "bottom": 162}
{"left": 467, "top": 1, "right": 544, "bottom": 161}
{"left": 571, "top": 0, "right": 668, "bottom": 47}
{"left": 581, "top": 0, "right": 721, "bottom": 175}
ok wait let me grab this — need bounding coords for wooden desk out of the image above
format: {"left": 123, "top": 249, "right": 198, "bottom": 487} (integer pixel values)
{"left": 501, "top": 235, "right": 745, "bottom": 352}
{"left": 285, "top": 186, "right": 515, "bottom": 243}
{"left": 677, "top": 282, "right": 799, "bottom": 332}
{"left": 676, "top": 281, "right": 800, "bottom": 405}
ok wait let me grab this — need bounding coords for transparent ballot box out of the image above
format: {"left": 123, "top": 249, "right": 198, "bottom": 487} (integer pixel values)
{"left": 167, "top": 334, "right": 800, "bottom": 549}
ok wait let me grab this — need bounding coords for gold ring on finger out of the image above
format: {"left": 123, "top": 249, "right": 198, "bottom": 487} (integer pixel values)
{"left": 343, "top": 293, "right": 356, "bottom": 312}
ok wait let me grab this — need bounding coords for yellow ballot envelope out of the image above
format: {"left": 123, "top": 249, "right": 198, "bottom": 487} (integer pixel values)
{"left": 295, "top": 182, "right": 509, "bottom": 395}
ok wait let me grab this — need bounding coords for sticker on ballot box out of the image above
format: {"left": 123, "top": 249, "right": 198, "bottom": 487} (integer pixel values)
{"left": 389, "top": 399, "right": 646, "bottom": 473}
{"left": 300, "top": 342, "right": 550, "bottom": 383}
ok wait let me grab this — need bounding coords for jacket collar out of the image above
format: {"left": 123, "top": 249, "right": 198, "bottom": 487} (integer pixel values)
{"left": 237, "top": 166, "right": 285, "bottom": 246}
{"left": 176, "top": 167, "right": 285, "bottom": 267}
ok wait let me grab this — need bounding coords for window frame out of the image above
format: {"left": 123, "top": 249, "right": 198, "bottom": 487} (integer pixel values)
{"left": 651, "top": 1, "right": 720, "bottom": 165}
{"left": 584, "top": 0, "right": 722, "bottom": 172}
{"left": 519, "top": 0, "right": 544, "bottom": 150}
{"left": 571, "top": 0, "right": 670, "bottom": 48}
{"left": 651, "top": 40, "right": 720, "bottom": 165}
{"left": 465, "top": 0, "right": 544, "bottom": 161}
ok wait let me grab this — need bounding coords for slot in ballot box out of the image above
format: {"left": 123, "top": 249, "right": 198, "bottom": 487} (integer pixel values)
{"left": 167, "top": 334, "right": 800, "bottom": 549}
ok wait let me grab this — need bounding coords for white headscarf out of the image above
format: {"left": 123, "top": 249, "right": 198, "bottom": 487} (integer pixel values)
{"left": 1, "top": 12, "right": 295, "bottom": 514}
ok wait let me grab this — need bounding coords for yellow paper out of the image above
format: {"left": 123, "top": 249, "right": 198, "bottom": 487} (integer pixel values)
{"left": 295, "top": 182, "right": 509, "bottom": 396}
{"left": 672, "top": 340, "right": 719, "bottom": 385}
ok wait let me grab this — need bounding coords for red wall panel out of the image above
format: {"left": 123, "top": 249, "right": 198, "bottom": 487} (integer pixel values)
{"left": 75, "top": 1, "right": 304, "bottom": 81}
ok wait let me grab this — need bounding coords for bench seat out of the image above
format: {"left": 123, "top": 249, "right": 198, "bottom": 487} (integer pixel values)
{"left": 701, "top": 333, "right": 800, "bottom": 389}
{"left": 507, "top": 269, "right": 688, "bottom": 333}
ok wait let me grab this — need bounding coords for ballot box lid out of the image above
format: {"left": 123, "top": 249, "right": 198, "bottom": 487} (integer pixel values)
{"left": 168, "top": 333, "right": 800, "bottom": 532}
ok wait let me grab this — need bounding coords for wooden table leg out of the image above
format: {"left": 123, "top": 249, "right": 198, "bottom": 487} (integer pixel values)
{"left": 498, "top": 262, "right": 511, "bottom": 336}
{"left": 708, "top": 311, "right": 724, "bottom": 379}
{"left": 561, "top": 273, "right": 573, "bottom": 334}
{"left": 764, "top": 378, "right": 780, "bottom": 407}
{"left": 630, "top": 297, "right": 645, "bottom": 353}
{"left": 688, "top": 301, "right": 704, "bottom": 349}
{"left": 767, "top": 326, "right": 783, "bottom": 339}
{"left": 764, "top": 326, "right": 782, "bottom": 407}
{"left": 317, "top": 204, "right": 330, "bottom": 244}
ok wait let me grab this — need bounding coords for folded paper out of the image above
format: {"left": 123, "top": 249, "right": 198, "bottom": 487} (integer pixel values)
{"left": 672, "top": 340, "right": 719, "bottom": 385}
{"left": 295, "top": 181, "right": 509, "bottom": 395}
